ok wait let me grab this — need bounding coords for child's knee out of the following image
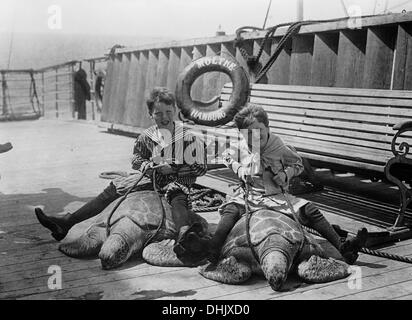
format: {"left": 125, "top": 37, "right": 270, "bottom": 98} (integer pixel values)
{"left": 221, "top": 204, "right": 242, "bottom": 220}
{"left": 169, "top": 191, "right": 188, "bottom": 206}
{"left": 299, "top": 202, "right": 323, "bottom": 225}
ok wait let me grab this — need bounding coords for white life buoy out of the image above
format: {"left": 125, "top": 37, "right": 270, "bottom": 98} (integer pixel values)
{"left": 175, "top": 56, "right": 249, "bottom": 126}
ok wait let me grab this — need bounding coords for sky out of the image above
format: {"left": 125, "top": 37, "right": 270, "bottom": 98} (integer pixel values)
{"left": 1, "top": 0, "right": 412, "bottom": 39}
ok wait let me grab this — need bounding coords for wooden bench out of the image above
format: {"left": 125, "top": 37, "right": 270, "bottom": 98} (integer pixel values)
{"left": 217, "top": 84, "right": 412, "bottom": 230}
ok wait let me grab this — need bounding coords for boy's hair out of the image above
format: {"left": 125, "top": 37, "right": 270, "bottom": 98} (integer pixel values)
{"left": 146, "top": 87, "right": 176, "bottom": 115}
{"left": 234, "top": 104, "right": 269, "bottom": 129}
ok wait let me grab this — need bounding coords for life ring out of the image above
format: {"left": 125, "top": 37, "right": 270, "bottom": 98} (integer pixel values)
{"left": 175, "top": 56, "right": 249, "bottom": 126}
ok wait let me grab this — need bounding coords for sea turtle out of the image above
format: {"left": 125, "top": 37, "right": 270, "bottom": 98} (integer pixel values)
{"left": 151, "top": 209, "right": 351, "bottom": 291}
{"left": 58, "top": 190, "right": 208, "bottom": 269}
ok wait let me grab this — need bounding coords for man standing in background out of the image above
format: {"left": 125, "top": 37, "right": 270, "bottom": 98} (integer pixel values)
{"left": 74, "top": 67, "right": 91, "bottom": 120}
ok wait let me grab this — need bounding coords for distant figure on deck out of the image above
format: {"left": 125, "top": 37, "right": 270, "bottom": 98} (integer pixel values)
{"left": 74, "top": 68, "right": 91, "bottom": 120}
{"left": 94, "top": 69, "right": 106, "bottom": 113}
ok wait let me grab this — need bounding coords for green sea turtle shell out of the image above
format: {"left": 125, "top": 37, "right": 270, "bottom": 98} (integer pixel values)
{"left": 221, "top": 209, "right": 317, "bottom": 257}
{"left": 92, "top": 191, "right": 178, "bottom": 235}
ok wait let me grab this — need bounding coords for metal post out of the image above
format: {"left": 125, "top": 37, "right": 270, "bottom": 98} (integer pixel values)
{"left": 41, "top": 71, "right": 45, "bottom": 116}
{"left": 340, "top": 0, "right": 349, "bottom": 17}
{"left": 297, "top": 0, "right": 304, "bottom": 21}
{"left": 55, "top": 68, "right": 59, "bottom": 118}
{"left": 70, "top": 64, "right": 75, "bottom": 118}
{"left": 89, "top": 60, "right": 95, "bottom": 120}
{"left": 1, "top": 72, "right": 7, "bottom": 116}
{"left": 262, "top": 0, "right": 272, "bottom": 29}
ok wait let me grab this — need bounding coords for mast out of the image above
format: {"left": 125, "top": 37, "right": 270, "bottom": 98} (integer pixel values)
{"left": 297, "top": 0, "right": 304, "bottom": 21}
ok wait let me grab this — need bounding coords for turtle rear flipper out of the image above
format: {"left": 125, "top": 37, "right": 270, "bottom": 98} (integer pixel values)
{"left": 58, "top": 225, "right": 106, "bottom": 258}
{"left": 199, "top": 256, "right": 252, "bottom": 284}
{"left": 297, "top": 255, "right": 350, "bottom": 284}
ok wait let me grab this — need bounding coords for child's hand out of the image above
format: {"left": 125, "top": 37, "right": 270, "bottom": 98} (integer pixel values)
{"left": 237, "top": 167, "right": 253, "bottom": 184}
{"left": 222, "top": 149, "right": 235, "bottom": 167}
{"left": 157, "top": 163, "right": 176, "bottom": 175}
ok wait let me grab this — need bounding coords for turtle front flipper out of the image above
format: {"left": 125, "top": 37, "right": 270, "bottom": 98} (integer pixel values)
{"left": 143, "top": 240, "right": 202, "bottom": 267}
{"left": 99, "top": 216, "right": 145, "bottom": 270}
{"left": 199, "top": 256, "right": 252, "bottom": 285}
{"left": 58, "top": 225, "right": 106, "bottom": 258}
{"left": 297, "top": 255, "right": 350, "bottom": 284}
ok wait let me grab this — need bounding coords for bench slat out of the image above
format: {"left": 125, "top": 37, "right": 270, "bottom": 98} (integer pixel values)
{"left": 268, "top": 120, "right": 391, "bottom": 142}
{"left": 280, "top": 135, "right": 392, "bottom": 164}
{"left": 267, "top": 113, "right": 392, "bottom": 135}
{"left": 298, "top": 152, "right": 385, "bottom": 173}
{"left": 271, "top": 127, "right": 390, "bottom": 151}
{"left": 248, "top": 95, "right": 412, "bottom": 117}
{"left": 223, "top": 83, "right": 412, "bottom": 100}
{"left": 222, "top": 87, "right": 412, "bottom": 107}
{"left": 252, "top": 83, "right": 412, "bottom": 100}
{"left": 249, "top": 90, "right": 411, "bottom": 108}
{"left": 253, "top": 101, "right": 408, "bottom": 125}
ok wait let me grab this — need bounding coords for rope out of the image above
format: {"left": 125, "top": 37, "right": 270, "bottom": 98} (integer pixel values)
{"left": 302, "top": 225, "right": 412, "bottom": 264}
{"left": 99, "top": 171, "right": 129, "bottom": 180}
{"left": 262, "top": 0, "right": 273, "bottom": 29}
{"left": 29, "top": 71, "right": 41, "bottom": 115}
{"left": 255, "top": 21, "right": 306, "bottom": 82}
{"left": 143, "top": 170, "right": 167, "bottom": 247}
{"left": 192, "top": 205, "right": 221, "bottom": 213}
{"left": 281, "top": 187, "right": 307, "bottom": 256}
{"left": 244, "top": 182, "right": 262, "bottom": 264}
{"left": 234, "top": 15, "right": 384, "bottom": 83}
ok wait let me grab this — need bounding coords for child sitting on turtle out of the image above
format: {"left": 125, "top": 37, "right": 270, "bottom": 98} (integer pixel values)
{"left": 35, "top": 87, "right": 207, "bottom": 241}
{"left": 184, "top": 104, "right": 368, "bottom": 265}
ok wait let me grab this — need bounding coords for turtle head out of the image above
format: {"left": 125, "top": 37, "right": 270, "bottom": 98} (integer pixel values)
{"left": 173, "top": 223, "right": 210, "bottom": 265}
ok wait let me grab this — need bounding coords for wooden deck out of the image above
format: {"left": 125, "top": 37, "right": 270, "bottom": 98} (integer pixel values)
{"left": 1, "top": 119, "right": 412, "bottom": 300}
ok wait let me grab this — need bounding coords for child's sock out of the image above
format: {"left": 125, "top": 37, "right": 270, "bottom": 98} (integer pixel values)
{"left": 300, "top": 203, "right": 342, "bottom": 250}
{"left": 208, "top": 204, "right": 242, "bottom": 262}
{"left": 170, "top": 192, "right": 190, "bottom": 231}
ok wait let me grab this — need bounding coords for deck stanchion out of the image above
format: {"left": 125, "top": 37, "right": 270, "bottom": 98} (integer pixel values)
{"left": 55, "top": 68, "right": 59, "bottom": 118}
{"left": 69, "top": 64, "right": 75, "bottom": 119}
{"left": 1, "top": 72, "right": 7, "bottom": 116}
{"left": 89, "top": 60, "right": 95, "bottom": 120}
{"left": 41, "top": 71, "right": 45, "bottom": 116}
